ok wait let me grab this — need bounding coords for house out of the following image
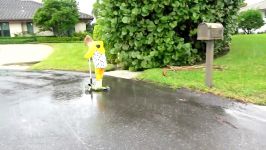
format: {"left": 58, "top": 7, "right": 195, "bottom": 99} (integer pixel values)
{"left": 0, "top": 0, "right": 93, "bottom": 37}
{"left": 240, "top": 0, "right": 266, "bottom": 33}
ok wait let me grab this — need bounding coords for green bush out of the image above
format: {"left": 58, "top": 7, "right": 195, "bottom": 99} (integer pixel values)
{"left": 72, "top": 32, "right": 91, "bottom": 40}
{"left": 92, "top": 24, "right": 101, "bottom": 41}
{"left": 36, "top": 36, "right": 82, "bottom": 43}
{"left": 0, "top": 37, "right": 37, "bottom": 44}
{"left": 238, "top": 9, "right": 264, "bottom": 34}
{"left": 94, "top": 0, "right": 243, "bottom": 70}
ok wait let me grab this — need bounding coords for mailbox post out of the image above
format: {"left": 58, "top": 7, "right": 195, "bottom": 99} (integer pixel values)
{"left": 197, "top": 23, "right": 224, "bottom": 88}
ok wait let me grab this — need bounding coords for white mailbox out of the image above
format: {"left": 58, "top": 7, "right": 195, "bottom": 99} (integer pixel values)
{"left": 197, "top": 22, "right": 224, "bottom": 88}
{"left": 197, "top": 23, "right": 224, "bottom": 41}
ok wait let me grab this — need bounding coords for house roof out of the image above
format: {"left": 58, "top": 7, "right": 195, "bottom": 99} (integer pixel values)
{"left": 0, "top": 0, "right": 93, "bottom": 21}
{"left": 241, "top": 0, "right": 266, "bottom": 12}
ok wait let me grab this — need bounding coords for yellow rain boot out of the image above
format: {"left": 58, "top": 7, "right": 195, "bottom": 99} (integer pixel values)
{"left": 98, "top": 79, "right": 103, "bottom": 88}
{"left": 92, "top": 80, "right": 102, "bottom": 90}
{"left": 92, "top": 79, "right": 109, "bottom": 91}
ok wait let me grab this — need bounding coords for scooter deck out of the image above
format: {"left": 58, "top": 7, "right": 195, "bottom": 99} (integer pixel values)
{"left": 92, "top": 86, "right": 110, "bottom": 92}
{"left": 85, "top": 85, "right": 110, "bottom": 92}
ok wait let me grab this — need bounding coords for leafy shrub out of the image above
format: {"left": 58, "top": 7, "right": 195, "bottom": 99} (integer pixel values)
{"left": 94, "top": 0, "right": 243, "bottom": 70}
{"left": 72, "top": 32, "right": 91, "bottom": 40}
{"left": 0, "top": 37, "right": 37, "bottom": 44}
{"left": 36, "top": 37, "right": 81, "bottom": 43}
{"left": 14, "top": 32, "right": 36, "bottom": 37}
{"left": 92, "top": 24, "right": 101, "bottom": 41}
{"left": 238, "top": 9, "right": 264, "bottom": 34}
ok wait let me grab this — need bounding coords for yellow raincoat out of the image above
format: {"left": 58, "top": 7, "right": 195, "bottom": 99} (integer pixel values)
{"left": 84, "top": 41, "right": 107, "bottom": 82}
{"left": 84, "top": 41, "right": 105, "bottom": 59}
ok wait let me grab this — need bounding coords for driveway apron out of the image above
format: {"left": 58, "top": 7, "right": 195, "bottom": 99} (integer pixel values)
{"left": 0, "top": 70, "right": 265, "bottom": 150}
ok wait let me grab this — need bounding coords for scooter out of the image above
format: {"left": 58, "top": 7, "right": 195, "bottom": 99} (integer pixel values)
{"left": 86, "top": 58, "right": 110, "bottom": 93}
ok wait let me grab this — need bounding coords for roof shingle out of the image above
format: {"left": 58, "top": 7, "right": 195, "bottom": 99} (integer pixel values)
{"left": 0, "top": 0, "right": 93, "bottom": 21}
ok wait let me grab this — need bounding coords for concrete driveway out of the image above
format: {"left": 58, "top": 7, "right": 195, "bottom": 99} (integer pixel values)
{"left": 0, "top": 44, "right": 53, "bottom": 69}
{"left": 0, "top": 70, "right": 266, "bottom": 150}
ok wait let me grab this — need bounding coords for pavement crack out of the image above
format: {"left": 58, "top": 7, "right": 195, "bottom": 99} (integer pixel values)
{"left": 215, "top": 115, "right": 238, "bottom": 129}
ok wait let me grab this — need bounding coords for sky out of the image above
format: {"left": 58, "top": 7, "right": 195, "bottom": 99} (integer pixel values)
{"left": 76, "top": 0, "right": 96, "bottom": 15}
{"left": 77, "top": 0, "right": 265, "bottom": 15}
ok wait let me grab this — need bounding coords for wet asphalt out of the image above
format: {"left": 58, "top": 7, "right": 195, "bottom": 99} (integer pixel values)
{"left": 0, "top": 70, "right": 266, "bottom": 150}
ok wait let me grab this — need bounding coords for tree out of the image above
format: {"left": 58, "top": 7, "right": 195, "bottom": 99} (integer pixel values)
{"left": 238, "top": 9, "right": 264, "bottom": 34}
{"left": 94, "top": 0, "right": 244, "bottom": 70}
{"left": 33, "top": 0, "right": 79, "bottom": 36}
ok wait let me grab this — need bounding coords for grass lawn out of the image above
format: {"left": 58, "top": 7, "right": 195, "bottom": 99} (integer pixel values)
{"left": 138, "top": 34, "right": 266, "bottom": 105}
{"left": 31, "top": 43, "right": 115, "bottom": 72}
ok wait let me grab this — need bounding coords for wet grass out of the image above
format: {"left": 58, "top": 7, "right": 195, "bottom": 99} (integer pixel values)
{"left": 31, "top": 43, "right": 115, "bottom": 72}
{"left": 138, "top": 34, "right": 266, "bottom": 105}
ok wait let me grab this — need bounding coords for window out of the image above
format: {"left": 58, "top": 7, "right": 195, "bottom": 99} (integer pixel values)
{"left": 0, "top": 22, "right": 10, "bottom": 37}
{"left": 26, "top": 22, "right": 34, "bottom": 34}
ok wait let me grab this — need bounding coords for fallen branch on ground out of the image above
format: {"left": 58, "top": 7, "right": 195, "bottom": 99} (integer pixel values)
{"left": 163, "top": 65, "right": 224, "bottom": 76}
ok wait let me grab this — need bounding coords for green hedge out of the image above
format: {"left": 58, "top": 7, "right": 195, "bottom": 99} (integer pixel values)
{"left": 0, "top": 37, "right": 37, "bottom": 44}
{"left": 0, "top": 36, "right": 84, "bottom": 44}
{"left": 72, "top": 32, "right": 91, "bottom": 40}
{"left": 36, "top": 37, "right": 82, "bottom": 43}
{"left": 94, "top": 0, "right": 244, "bottom": 71}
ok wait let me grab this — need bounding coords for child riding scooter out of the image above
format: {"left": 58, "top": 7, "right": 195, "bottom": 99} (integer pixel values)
{"left": 84, "top": 35, "right": 109, "bottom": 91}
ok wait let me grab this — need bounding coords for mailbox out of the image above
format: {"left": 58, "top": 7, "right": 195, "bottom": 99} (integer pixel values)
{"left": 197, "top": 23, "right": 224, "bottom": 41}
{"left": 197, "top": 22, "right": 224, "bottom": 88}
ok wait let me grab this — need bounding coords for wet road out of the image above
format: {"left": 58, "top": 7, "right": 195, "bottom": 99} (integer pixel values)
{"left": 0, "top": 70, "right": 266, "bottom": 150}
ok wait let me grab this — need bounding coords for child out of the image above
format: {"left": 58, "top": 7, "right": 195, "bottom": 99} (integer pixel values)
{"left": 84, "top": 35, "right": 108, "bottom": 90}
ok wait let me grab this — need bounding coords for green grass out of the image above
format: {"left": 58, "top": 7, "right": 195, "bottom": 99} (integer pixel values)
{"left": 31, "top": 43, "right": 115, "bottom": 72}
{"left": 138, "top": 34, "right": 266, "bottom": 105}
